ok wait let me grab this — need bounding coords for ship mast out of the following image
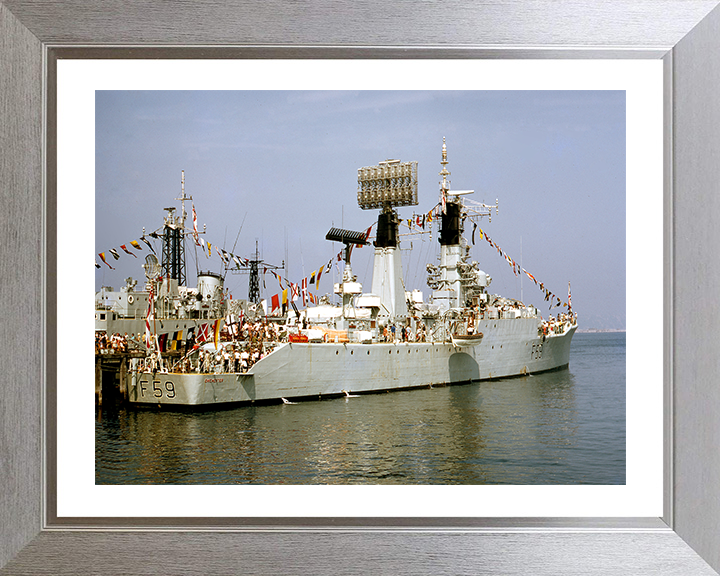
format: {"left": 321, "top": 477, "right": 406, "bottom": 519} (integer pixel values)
{"left": 439, "top": 137, "right": 450, "bottom": 213}
{"left": 227, "top": 239, "right": 284, "bottom": 305}
{"left": 431, "top": 139, "right": 498, "bottom": 313}
{"left": 178, "top": 169, "right": 189, "bottom": 230}
{"left": 161, "top": 170, "right": 192, "bottom": 287}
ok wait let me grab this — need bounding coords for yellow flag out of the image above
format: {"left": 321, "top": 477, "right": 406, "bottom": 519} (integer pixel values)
{"left": 213, "top": 319, "right": 221, "bottom": 349}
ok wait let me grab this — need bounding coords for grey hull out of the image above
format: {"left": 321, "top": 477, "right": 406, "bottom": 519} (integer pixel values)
{"left": 129, "top": 318, "right": 576, "bottom": 406}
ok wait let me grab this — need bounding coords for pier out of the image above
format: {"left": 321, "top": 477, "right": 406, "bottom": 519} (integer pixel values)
{"left": 95, "top": 350, "right": 181, "bottom": 406}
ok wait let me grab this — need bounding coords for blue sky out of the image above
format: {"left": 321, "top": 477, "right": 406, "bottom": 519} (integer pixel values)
{"left": 96, "top": 90, "right": 625, "bottom": 329}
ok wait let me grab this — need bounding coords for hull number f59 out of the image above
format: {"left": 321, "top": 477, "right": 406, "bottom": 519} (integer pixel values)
{"left": 139, "top": 380, "right": 176, "bottom": 399}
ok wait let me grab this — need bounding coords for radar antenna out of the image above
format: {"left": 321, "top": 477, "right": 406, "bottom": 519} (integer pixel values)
{"left": 143, "top": 254, "right": 161, "bottom": 280}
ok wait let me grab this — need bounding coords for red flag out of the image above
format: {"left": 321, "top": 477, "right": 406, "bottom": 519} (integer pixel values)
{"left": 120, "top": 244, "right": 137, "bottom": 258}
{"left": 271, "top": 293, "right": 280, "bottom": 313}
{"left": 196, "top": 323, "right": 210, "bottom": 343}
{"left": 192, "top": 203, "right": 201, "bottom": 246}
{"left": 316, "top": 265, "right": 324, "bottom": 289}
{"left": 301, "top": 277, "right": 308, "bottom": 306}
{"left": 98, "top": 252, "right": 114, "bottom": 269}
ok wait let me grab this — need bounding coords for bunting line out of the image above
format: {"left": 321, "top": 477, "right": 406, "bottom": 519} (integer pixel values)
{"left": 97, "top": 222, "right": 383, "bottom": 315}
{"left": 477, "top": 226, "right": 571, "bottom": 311}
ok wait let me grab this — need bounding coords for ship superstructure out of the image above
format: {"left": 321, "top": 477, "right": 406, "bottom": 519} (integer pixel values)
{"left": 126, "top": 141, "right": 577, "bottom": 406}
{"left": 95, "top": 171, "right": 229, "bottom": 349}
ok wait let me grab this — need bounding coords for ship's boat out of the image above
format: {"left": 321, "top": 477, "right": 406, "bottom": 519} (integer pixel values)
{"left": 128, "top": 140, "right": 577, "bottom": 406}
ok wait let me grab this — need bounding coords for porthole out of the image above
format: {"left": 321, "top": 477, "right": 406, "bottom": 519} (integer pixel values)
{"left": 389, "top": 350, "right": 392, "bottom": 354}
{"left": 351, "top": 350, "right": 354, "bottom": 355}
{"left": 336, "top": 351, "right": 339, "bottom": 355}
{"left": 367, "top": 351, "right": 370, "bottom": 355}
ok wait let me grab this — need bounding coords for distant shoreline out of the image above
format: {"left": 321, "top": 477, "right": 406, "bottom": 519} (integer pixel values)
{"left": 576, "top": 328, "right": 626, "bottom": 333}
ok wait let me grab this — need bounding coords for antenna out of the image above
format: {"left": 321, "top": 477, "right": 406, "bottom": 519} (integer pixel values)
{"left": 357, "top": 158, "right": 418, "bottom": 252}
{"left": 227, "top": 239, "right": 283, "bottom": 304}
{"left": 143, "top": 254, "right": 160, "bottom": 280}
{"left": 357, "top": 159, "right": 418, "bottom": 211}
{"left": 176, "top": 169, "right": 191, "bottom": 230}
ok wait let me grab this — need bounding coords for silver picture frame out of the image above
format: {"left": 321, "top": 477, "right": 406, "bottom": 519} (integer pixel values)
{"left": 2, "top": 1, "right": 720, "bottom": 573}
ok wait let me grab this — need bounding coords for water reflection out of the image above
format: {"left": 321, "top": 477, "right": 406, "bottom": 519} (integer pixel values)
{"left": 99, "top": 331, "right": 629, "bottom": 484}
{"left": 97, "top": 368, "right": 590, "bottom": 485}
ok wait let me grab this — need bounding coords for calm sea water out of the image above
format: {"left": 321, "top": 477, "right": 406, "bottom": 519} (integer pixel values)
{"left": 95, "top": 332, "right": 625, "bottom": 485}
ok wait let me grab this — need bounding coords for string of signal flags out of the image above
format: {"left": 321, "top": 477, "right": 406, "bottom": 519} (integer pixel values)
{"left": 470, "top": 221, "right": 571, "bottom": 312}
{"left": 97, "top": 202, "right": 570, "bottom": 312}
{"left": 95, "top": 224, "right": 375, "bottom": 313}
{"left": 398, "top": 204, "right": 572, "bottom": 312}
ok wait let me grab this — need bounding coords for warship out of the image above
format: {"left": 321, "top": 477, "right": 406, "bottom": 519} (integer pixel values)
{"left": 95, "top": 172, "right": 233, "bottom": 352}
{"left": 127, "top": 140, "right": 577, "bottom": 406}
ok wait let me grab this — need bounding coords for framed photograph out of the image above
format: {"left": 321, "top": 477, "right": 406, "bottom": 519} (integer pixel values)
{"left": 69, "top": 61, "right": 654, "bottom": 516}
{"left": 2, "top": 1, "right": 720, "bottom": 574}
